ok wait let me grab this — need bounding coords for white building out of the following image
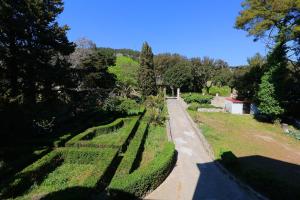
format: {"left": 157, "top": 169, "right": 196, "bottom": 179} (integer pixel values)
{"left": 224, "top": 98, "right": 243, "bottom": 114}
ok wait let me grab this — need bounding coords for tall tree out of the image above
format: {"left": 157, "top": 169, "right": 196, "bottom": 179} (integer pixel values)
{"left": 138, "top": 42, "right": 157, "bottom": 96}
{"left": 257, "top": 43, "right": 287, "bottom": 121}
{"left": 235, "top": 0, "right": 300, "bottom": 62}
{"left": 0, "top": 0, "right": 75, "bottom": 105}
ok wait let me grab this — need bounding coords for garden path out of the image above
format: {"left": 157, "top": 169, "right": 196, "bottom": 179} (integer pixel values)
{"left": 145, "top": 99, "right": 259, "bottom": 200}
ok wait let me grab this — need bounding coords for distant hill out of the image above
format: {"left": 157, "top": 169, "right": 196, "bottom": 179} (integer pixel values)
{"left": 108, "top": 56, "right": 139, "bottom": 87}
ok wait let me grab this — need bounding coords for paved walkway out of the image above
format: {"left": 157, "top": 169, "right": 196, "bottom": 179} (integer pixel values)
{"left": 145, "top": 99, "right": 258, "bottom": 200}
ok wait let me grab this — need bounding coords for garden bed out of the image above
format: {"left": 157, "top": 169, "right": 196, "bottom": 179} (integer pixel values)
{"left": 66, "top": 117, "right": 139, "bottom": 149}
{"left": 2, "top": 148, "right": 118, "bottom": 199}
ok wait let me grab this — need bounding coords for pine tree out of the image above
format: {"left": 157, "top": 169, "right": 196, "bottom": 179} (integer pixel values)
{"left": 138, "top": 42, "right": 157, "bottom": 96}
{"left": 0, "top": 0, "right": 75, "bottom": 105}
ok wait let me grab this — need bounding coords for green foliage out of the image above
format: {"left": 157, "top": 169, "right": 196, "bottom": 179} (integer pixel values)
{"left": 257, "top": 43, "right": 287, "bottom": 121}
{"left": 2, "top": 148, "right": 118, "bottom": 199}
{"left": 187, "top": 103, "right": 217, "bottom": 111}
{"left": 164, "top": 62, "right": 193, "bottom": 90}
{"left": 113, "top": 122, "right": 149, "bottom": 178}
{"left": 257, "top": 69, "right": 284, "bottom": 121}
{"left": 235, "top": 0, "right": 300, "bottom": 42}
{"left": 144, "top": 94, "right": 166, "bottom": 125}
{"left": 109, "top": 56, "right": 139, "bottom": 87}
{"left": 138, "top": 42, "right": 157, "bottom": 96}
{"left": 233, "top": 53, "right": 266, "bottom": 100}
{"left": 103, "top": 96, "right": 143, "bottom": 115}
{"left": 207, "top": 86, "right": 231, "bottom": 96}
{"left": 66, "top": 117, "right": 139, "bottom": 149}
{"left": 0, "top": 0, "right": 75, "bottom": 105}
{"left": 181, "top": 93, "right": 213, "bottom": 104}
{"left": 108, "top": 143, "right": 176, "bottom": 198}
{"left": 66, "top": 118, "right": 125, "bottom": 147}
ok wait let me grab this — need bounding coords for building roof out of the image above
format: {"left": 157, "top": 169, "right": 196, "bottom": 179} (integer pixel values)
{"left": 225, "top": 98, "right": 243, "bottom": 103}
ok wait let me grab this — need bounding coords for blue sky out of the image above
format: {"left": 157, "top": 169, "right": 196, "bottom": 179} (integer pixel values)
{"left": 58, "top": 0, "right": 268, "bottom": 66}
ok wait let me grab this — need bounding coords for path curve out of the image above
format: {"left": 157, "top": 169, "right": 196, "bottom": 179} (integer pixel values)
{"left": 145, "top": 99, "right": 258, "bottom": 200}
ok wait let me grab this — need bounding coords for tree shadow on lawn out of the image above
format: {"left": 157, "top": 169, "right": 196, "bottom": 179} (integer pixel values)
{"left": 0, "top": 111, "right": 119, "bottom": 185}
{"left": 193, "top": 152, "right": 300, "bottom": 200}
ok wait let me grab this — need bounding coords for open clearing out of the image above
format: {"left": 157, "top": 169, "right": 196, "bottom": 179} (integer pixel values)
{"left": 189, "top": 111, "right": 300, "bottom": 199}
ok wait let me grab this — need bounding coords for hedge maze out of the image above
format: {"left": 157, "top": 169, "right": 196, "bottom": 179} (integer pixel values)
{"left": 1, "top": 111, "right": 176, "bottom": 200}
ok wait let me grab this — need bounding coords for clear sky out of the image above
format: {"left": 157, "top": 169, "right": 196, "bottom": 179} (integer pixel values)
{"left": 58, "top": 0, "right": 268, "bottom": 66}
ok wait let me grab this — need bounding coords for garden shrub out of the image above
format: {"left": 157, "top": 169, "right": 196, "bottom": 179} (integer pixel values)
{"left": 108, "top": 143, "right": 176, "bottom": 198}
{"left": 181, "top": 93, "right": 213, "bottom": 104}
{"left": 113, "top": 122, "right": 149, "bottom": 178}
{"left": 103, "top": 96, "right": 143, "bottom": 116}
{"left": 66, "top": 117, "right": 139, "bottom": 149}
{"left": 188, "top": 103, "right": 219, "bottom": 111}
{"left": 1, "top": 147, "right": 119, "bottom": 199}
{"left": 144, "top": 94, "right": 166, "bottom": 125}
{"left": 207, "top": 86, "right": 231, "bottom": 97}
{"left": 65, "top": 118, "right": 124, "bottom": 147}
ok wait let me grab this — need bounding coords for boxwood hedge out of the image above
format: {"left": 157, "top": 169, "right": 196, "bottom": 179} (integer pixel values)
{"left": 65, "top": 118, "right": 124, "bottom": 147}
{"left": 108, "top": 142, "right": 176, "bottom": 198}
{"left": 181, "top": 93, "right": 213, "bottom": 104}
{"left": 65, "top": 117, "right": 139, "bottom": 149}
{"left": 113, "top": 121, "right": 149, "bottom": 178}
{"left": 1, "top": 147, "right": 119, "bottom": 199}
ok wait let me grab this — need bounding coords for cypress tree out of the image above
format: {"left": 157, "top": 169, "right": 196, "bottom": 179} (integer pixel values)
{"left": 138, "top": 42, "right": 157, "bottom": 96}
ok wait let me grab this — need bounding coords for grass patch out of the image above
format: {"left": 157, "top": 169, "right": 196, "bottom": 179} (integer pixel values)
{"left": 108, "top": 56, "right": 139, "bottom": 87}
{"left": 188, "top": 111, "right": 300, "bottom": 199}
{"left": 139, "top": 124, "right": 168, "bottom": 167}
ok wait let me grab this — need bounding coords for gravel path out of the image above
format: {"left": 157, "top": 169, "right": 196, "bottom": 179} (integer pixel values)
{"left": 145, "top": 99, "right": 258, "bottom": 200}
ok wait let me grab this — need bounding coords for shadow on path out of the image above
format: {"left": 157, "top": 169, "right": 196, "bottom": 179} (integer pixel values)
{"left": 193, "top": 152, "right": 300, "bottom": 200}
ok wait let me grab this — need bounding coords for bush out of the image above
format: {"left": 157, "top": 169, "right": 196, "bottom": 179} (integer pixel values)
{"left": 113, "top": 122, "right": 149, "bottom": 178}
{"left": 108, "top": 143, "right": 176, "bottom": 198}
{"left": 144, "top": 94, "right": 166, "bottom": 125}
{"left": 103, "top": 96, "right": 143, "bottom": 116}
{"left": 66, "top": 117, "right": 139, "bottom": 149}
{"left": 181, "top": 93, "right": 213, "bottom": 104}
{"left": 207, "top": 86, "right": 231, "bottom": 97}
{"left": 66, "top": 118, "right": 124, "bottom": 147}
{"left": 2, "top": 147, "right": 119, "bottom": 199}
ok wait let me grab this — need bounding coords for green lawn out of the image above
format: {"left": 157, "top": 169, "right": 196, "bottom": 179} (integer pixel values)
{"left": 188, "top": 111, "right": 300, "bottom": 200}
{"left": 139, "top": 124, "right": 168, "bottom": 167}
{"left": 108, "top": 56, "right": 139, "bottom": 87}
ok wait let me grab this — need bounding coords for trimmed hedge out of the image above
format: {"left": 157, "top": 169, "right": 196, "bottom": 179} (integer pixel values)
{"left": 108, "top": 142, "right": 176, "bottom": 198}
{"left": 66, "top": 118, "right": 124, "bottom": 146}
{"left": 181, "top": 93, "right": 213, "bottom": 104}
{"left": 1, "top": 147, "right": 119, "bottom": 199}
{"left": 113, "top": 122, "right": 149, "bottom": 178}
{"left": 65, "top": 117, "right": 139, "bottom": 149}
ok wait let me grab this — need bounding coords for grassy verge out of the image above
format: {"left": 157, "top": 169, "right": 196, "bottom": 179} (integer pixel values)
{"left": 188, "top": 111, "right": 300, "bottom": 200}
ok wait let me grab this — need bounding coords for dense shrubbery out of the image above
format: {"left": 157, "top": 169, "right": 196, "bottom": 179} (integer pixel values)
{"left": 66, "top": 118, "right": 124, "bottom": 146}
{"left": 1, "top": 148, "right": 119, "bottom": 199}
{"left": 206, "top": 86, "right": 231, "bottom": 97}
{"left": 144, "top": 94, "right": 166, "bottom": 125}
{"left": 66, "top": 117, "right": 139, "bottom": 149}
{"left": 104, "top": 97, "right": 143, "bottom": 116}
{"left": 108, "top": 143, "right": 176, "bottom": 198}
{"left": 113, "top": 122, "right": 149, "bottom": 178}
{"left": 187, "top": 103, "right": 218, "bottom": 111}
{"left": 181, "top": 93, "right": 213, "bottom": 104}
